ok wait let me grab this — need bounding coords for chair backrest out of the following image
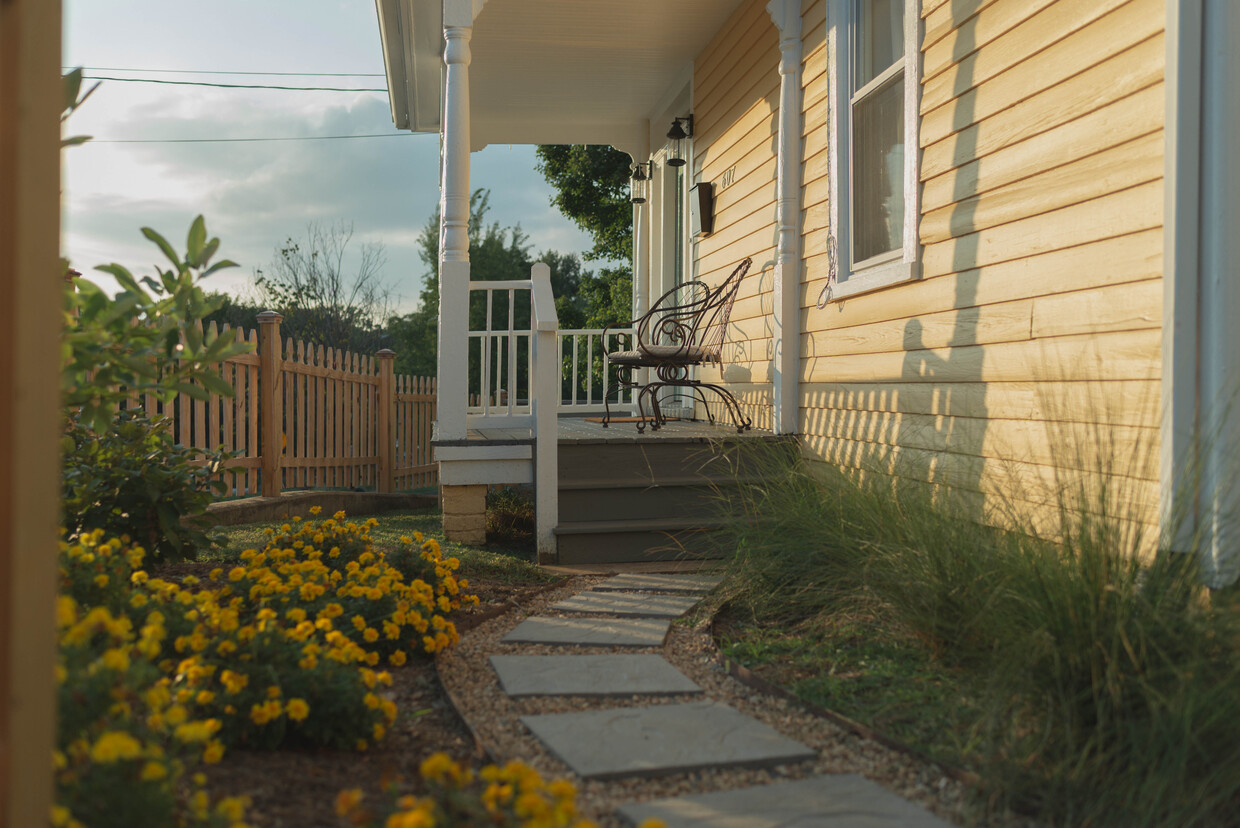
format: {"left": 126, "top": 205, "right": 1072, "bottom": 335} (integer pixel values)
{"left": 636, "top": 257, "right": 752, "bottom": 363}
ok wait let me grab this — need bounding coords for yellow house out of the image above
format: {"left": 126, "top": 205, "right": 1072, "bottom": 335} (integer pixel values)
{"left": 374, "top": 0, "right": 1240, "bottom": 582}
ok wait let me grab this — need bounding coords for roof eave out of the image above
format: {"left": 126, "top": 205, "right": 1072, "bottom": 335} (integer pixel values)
{"left": 375, "top": 0, "right": 443, "bottom": 133}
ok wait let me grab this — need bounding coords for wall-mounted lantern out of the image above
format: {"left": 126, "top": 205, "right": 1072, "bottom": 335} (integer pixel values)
{"left": 666, "top": 115, "right": 693, "bottom": 167}
{"left": 630, "top": 161, "right": 652, "bottom": 204}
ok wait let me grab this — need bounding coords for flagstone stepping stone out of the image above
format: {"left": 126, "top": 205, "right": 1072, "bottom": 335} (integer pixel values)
{"left": 550, "top": 591, "right": 700, "bottom": 618}
{"left": 490, "top": 654, "right": 702, "bottom": 698}
{"left": 592, "top": 573, "right": 723, "bottom": 594}
{"left": 502, "top": 616, "right": 671, "bottom": 647}
{"left": 616, "top": 774, "right": 954, "bottom": 827}
{"left": 519, "top": 701, "right": 816, "bottom": 780}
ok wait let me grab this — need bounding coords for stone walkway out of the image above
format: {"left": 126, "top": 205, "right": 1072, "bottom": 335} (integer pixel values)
{"left": 480, "top": 574, "right": 954, "bottom": 827}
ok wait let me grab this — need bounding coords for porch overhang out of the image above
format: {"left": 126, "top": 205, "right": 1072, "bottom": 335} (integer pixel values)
{"left": 375, "top": 0, "right": 746, "bottom": 156}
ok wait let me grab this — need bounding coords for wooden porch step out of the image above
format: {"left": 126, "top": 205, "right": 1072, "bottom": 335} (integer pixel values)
{"left": 553, "top": 516, "right": 726, "bottom": 565}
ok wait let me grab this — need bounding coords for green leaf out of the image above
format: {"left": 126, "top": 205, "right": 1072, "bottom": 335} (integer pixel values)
{"left": 141, "top": 227, "right": 182, "bottom": 270}
{"left": 196, "top": 372, "right": 235, "bottom": 397}
{"left": 200, "top": 259, "right": 239, "bottom": 279}
{"left": 187, "top": 216, "right": 207, "bottom": 265}
{"left": 199, "top": 237, "right": 220, "bottom": 268}
{"left": 172, "top": 382, "right": 210, "bottom": 401}
{"left": 61, "top": 134, "right": 93, "bottom": 147}
{"left": 62, "top": 69, "right": 83, "bottom": 114}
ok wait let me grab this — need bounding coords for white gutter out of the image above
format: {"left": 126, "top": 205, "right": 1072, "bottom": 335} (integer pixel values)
{"left": 1163, "top": 0, "right": 1240, "bottom": 586}
{"left": 374, "top": 0, "right": 443, "bottom": 132}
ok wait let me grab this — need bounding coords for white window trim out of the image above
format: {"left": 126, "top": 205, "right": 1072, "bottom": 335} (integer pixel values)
{"left": 828, "top": 0, "right": 922, "bottom": 302}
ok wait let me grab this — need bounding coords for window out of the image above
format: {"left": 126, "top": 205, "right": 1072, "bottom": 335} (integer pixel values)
{"left": 830, "top": 0, "right": 920, "bottom": 300}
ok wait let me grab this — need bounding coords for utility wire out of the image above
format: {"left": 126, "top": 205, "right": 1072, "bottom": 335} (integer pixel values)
{"left": 81, "top": 75, "right": 387, "bottom": 92}
{"left": 89, "top": 133, "right": 414, "bottom": 144}
{"left": 65, "top": 66, "right": 384, "bottom": 77}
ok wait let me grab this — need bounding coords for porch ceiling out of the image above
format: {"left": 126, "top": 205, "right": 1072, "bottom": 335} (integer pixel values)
{"left": 378, "top": 0, "right": 745, "bottom": 157}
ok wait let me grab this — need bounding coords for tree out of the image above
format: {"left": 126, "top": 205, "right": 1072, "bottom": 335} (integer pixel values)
{"left": 252, "top": 220, "right": 393, "bottom": 354}
{"left": 534, "top": 145, "right": 634, "bottom": 263}
{"left": 387, "top": 189, "right": 591, "bottom": 379}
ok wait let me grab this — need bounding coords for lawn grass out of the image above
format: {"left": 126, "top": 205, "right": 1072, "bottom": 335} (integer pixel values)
{"left": 710, "top": 440, "right": 1240, "bottom": 827}
{"left": 207, "top": 507, "right": 555, "bottom": 586}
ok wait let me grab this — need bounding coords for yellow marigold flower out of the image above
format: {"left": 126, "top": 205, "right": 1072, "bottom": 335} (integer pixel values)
{"left": 50, "top": 804, "right": 71, "bottom": 827}
{"left": 140, "top": 760, "right": 167, "bottom": 781}
{"left": 54, "top": 664, "right": 67, "bottom": 685}
{"left": 228, "top": 567, "right": 246, "bottom": 582}
{"left": 196, "top": 690, "right": 215, "bottom": 705}
{"left": 389, "top": 650, "right": 407, "bottom": 667}
{"left": 351, "top": 615, "right": 366, "bottom": 631}
{"left": 164, "top": 705, "right": 188, "bottom": 726}
{"left": 335, "top": 788, "right": 363, "bottom": 816}
{"left": 365, "top": 651, "right": 379, "bottom": 666}
{"left": 363, "top": 627, "right": 379, "bottom": 643}
{"left": 356, "top": 738, "right": 368, "bottom": 751}
{"left": 286, "top": 698, "right": 310, "bottom": 721}
{"left": 93, "top": 574, "right": 109, "bottom": 588}
{"left": 309, "top": 506, "right": 322, "bottom": 516}
{"left": 203, "top": 740, "right": 225, "bottom": 764}
{"left": 130, "top": 593, "right": 148, "bottom": 608}
{"left": 131, "top": 571, "right": 149, "bottom": 585}
{"left": 101, "top": 648, "right": 130, "bottom": 672}
{"left": 220, "top": 669, "right": 249, "bottom": 694}
{"left": 266, "top": 685, "right": 281, "bottom": 699}
{"left": 174, "top": 719, "right": 221, "bottom": 744}
{"left": 372, "top": 722, "right": 385, "bottom": 741}
{"left": 90, "top": 731, "right": 142, "bottom": 763}
{"left": 209, "top": 568, "right": 223, "bottom": 580}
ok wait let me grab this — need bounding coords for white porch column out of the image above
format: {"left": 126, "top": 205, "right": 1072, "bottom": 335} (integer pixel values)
{"left": 767, "top": 0, "right": 803, "bottom": 435}
{"left": 1163, "top": 0, "right": 1240, "bottom": 586}
{"left": 436, "top": 16, "right": 473, "bottom": 441}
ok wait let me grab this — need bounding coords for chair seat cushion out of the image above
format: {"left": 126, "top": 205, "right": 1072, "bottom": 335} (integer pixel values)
{"left": 607, "top": 344, "right": 712, "bottom": 366}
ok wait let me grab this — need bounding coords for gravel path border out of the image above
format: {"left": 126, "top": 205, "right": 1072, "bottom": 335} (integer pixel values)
{"left": 435, "top": 577, "right": 979, "bottom": 827}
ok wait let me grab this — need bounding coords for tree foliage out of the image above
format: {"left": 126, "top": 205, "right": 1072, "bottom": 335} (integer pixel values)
{"left": 534, "top": 145, "right": 633, "bottom": 263}
{"left": 253, "top": 220, "right": 393, "bottom": 354}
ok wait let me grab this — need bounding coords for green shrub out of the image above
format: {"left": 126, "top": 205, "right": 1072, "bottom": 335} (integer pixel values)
{"left": 62, "top": 409, "right": 234, "bottom": 563}
{"left": 486, "top": 485, "right": 535, "bottom": 547}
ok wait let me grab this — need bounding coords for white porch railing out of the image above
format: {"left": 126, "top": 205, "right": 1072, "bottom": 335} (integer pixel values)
{"left": 557, "top": 328, "right": 634, "bottom": 413}
{"left": 465, "top": 264, "right": 559, "bottom": 559}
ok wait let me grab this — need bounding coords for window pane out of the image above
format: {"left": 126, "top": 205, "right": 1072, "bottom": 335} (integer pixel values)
{"left": 853, "top": 75, "right": 904, "bottom": 264}
{"left": 855, "top": 0, "right": 903, "bottom": 90}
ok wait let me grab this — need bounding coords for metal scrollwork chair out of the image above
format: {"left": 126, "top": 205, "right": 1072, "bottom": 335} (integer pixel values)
{"left": 602, "top": 257, "right": 753, "bottom": 433}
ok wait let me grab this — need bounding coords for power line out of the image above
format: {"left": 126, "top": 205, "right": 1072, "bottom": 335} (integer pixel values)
{"left": 82, "top": 75, "right": 386, "bottom": 92}
{"left": 64, "top": 66, "right": 385, "bottom": 77}
{"left": 88, "top": 133, "right": 415, "bottom": 144}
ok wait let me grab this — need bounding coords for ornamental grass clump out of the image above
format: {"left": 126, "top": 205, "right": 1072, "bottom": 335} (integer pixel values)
{"left": 335, "top": 752, "right": 665, "bottom": 828}
{"left": 712, "top": 439, "right": 1240, "bottom": 827}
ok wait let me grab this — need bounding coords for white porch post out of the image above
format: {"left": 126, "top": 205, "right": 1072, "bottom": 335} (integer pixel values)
{"left": 1163, "top": 0, "right": 1240, "bottom": 586}
{"left": 768, "top": 0, "right": 803, "bottom": 435}
{"left": 436, "top": 6, "right": 475, "bottom": 442}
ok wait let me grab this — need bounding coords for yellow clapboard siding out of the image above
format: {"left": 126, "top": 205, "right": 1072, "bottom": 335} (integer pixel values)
{"left": 921, "top": 179, "right": 1162, "bottom": 278}
{"left": 697, "top": 225, "right": 777, "bottom": 276}
{"left": 806, "top": 228, "right": 1161, "bottom": 329}
{"left": 697, "top": 77, "right": 780, "bottom": 152}
{"left": 922, "top": 82, "right": 1164, "bottom": 209}
{"left": 923, "top": 0, "right": 1060, "bottom": 84}
{"left": 921, "top": 0, "right": 1150, "bottom": 114}
{"left": 697, "top": 35, "right": 779, "bottom": 135}
{"left": 802, "top": 0, "right": 825, "bottom": 35}
{"left": 803, "top": 408, "right": 1158, "bottom": 481}
{"left": 698, "top": 122, "right": 776, "bottom": 198}
{"left": 705, "top": 184, "right": 778, "bottom": 251}
{"left": 802, "top": 139, "right": 828, "bottom": 198}
{"left": 1031, "top": 279, "right": 1160, "bottom": 339}
{"left": 802, "top": 298, "right": 1033, "bottom": 358}
{"left": 802, "top": 328, "right": 1161, "bottom": 385}
{"left": 695, "top": 0, "right": 769, "bottom": 97}
{"left": 710, "top": 153, "right": 776, "bottom": 218}
{"left": 920, "top": 131, "right": 1163, "bottom": 244}
{"left": 921, "top": 29, "right": 1163, "bottom": 155}
{"left": 800, "top": 379, "right": 1161, "bottom": 429}
{"left": 694, "top": 93, "right": 778, "bottom": 175}
{"left": 922, "top": 0, "right": 992, "bottom": 48}
{"left": 802, "top": 436, "right": 1162, "bottom": 531}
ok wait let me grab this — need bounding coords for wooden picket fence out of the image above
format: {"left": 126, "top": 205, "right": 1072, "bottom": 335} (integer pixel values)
{"left": 128, "top": 312, "right": 436, "bottom": 498}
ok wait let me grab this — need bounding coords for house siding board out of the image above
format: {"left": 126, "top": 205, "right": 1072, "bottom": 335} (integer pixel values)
{"left": 791, "top": 0, "right": 1163, "bottom": 534}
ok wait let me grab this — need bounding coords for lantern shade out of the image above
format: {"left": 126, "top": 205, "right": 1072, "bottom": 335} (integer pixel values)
{"left": 665, "top": 116, "right": 692, "bottom": 168}
{"left": 630, "top": 162, "right": 650, "bottom": 204}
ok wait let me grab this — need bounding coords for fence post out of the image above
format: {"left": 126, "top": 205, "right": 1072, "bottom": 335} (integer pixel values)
{"left": 376, "top": 349, "right": 395, "bottom": 494}
{"left": 257, "top": 311, "right": 283, "bottom": 498}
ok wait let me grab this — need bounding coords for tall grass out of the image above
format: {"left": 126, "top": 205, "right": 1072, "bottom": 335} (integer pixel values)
{"left": 711, "top": 441, "right": 1240, "bottom": 826}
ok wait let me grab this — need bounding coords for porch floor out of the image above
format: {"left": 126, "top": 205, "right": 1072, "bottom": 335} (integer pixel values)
{"left": 451, "top": 415, "right": 786, "bottom": 446}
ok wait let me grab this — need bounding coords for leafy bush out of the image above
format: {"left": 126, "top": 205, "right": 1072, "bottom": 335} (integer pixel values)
{"left": 62, "top": 409, "right": 234, "bottom": 563}
{"left": 486, "top": 485, "right": 536, "bottom": 547}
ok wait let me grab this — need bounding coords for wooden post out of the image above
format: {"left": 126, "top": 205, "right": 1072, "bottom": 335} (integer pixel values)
{"left": 376, "top": 350, "right": 395, "bottom": 493}
{"left": 257, "top": 311, "right": 283, "bottom": 498}
{"left": 1, "top": 0, "right": 63, "bottom": 824}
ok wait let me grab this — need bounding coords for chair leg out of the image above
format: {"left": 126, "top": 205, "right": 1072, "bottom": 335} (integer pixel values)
{"left": 602, "top": 365, "right": 636, "bottom": 428}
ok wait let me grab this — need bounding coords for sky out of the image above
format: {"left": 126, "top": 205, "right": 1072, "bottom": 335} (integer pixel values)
{"left": 61, "top": 0, "right": 594, "bottom": 314}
